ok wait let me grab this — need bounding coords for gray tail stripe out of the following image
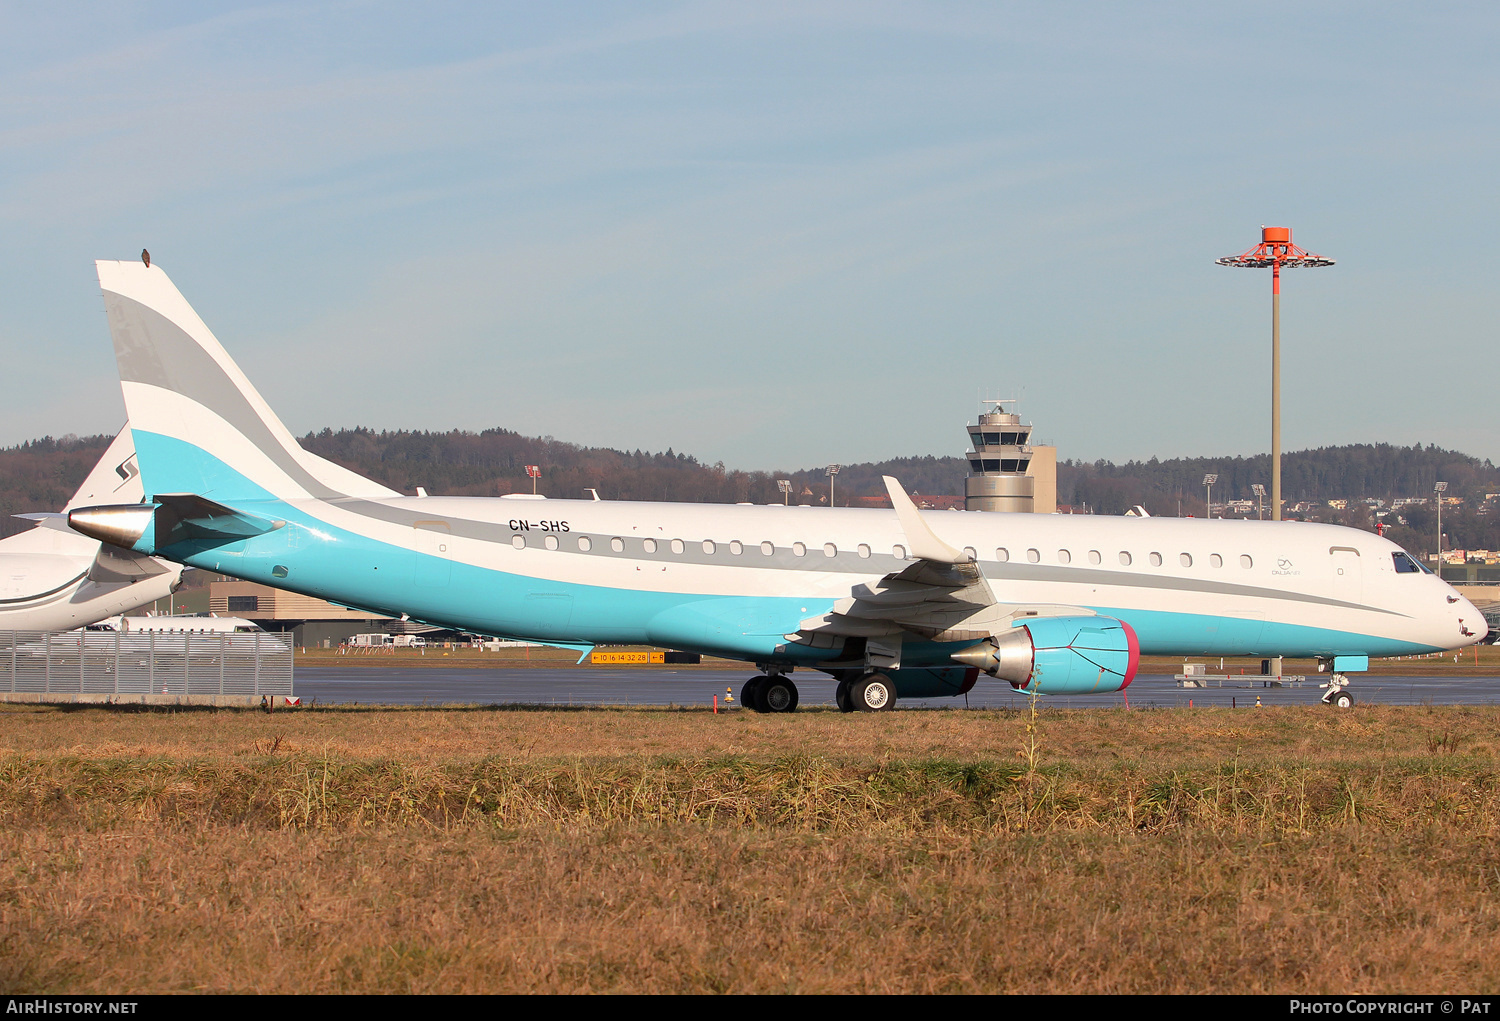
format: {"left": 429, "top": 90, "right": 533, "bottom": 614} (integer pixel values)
{"left": 103, "top": 292, "right": 343, "bottom": 500}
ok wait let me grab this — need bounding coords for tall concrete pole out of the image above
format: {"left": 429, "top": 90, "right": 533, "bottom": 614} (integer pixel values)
{"left": 1272, "top": 262, "right": 1281, "bottom": 521}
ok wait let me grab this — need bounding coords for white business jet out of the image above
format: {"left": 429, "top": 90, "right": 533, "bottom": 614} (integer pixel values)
{"left": 2, "top": 427, "right": 181, "bottom": 631}
{"left": 66, "top": 259, "right": 1484, "bottom": 711}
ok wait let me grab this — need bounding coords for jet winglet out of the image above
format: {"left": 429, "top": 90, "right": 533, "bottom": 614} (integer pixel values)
{"left": 883, "top": 476, "right": 969, "bottom": 564}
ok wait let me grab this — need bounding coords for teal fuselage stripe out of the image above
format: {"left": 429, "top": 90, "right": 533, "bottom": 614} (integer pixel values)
{"left": 130, "top": 433, "right": 1444, "bottom": 666}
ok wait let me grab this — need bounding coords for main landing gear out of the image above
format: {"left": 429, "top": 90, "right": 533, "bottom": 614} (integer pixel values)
{"left": 739, "top": 668, "right": 900, "bottom": 713}
{"left": 835, "top": 672, "right": 896, "bottom": 713}
{"left": 742, "top": 670, "right": 799, "bottom": 713}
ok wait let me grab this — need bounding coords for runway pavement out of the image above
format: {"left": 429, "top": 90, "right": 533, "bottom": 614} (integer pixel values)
{"left": 293, "top": 666, "right": 1500, "bottom": 709}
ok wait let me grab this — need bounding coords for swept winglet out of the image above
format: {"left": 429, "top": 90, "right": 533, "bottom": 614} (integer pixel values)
{"left": 883, "top": 476, "right": 969, "bottom": 564}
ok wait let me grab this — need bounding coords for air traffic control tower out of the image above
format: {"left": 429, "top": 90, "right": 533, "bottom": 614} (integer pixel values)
{"left": 964, "top": 400, "right": 1056, "bottom": 513}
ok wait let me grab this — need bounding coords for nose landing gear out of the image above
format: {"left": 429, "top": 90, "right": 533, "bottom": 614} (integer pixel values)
{"left": 1320, "top": 673, "right": 1354, "bottom": 708}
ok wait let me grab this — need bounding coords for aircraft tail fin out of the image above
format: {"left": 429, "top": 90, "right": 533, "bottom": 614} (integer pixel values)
{"left": 95, "top": 260, "right": 397, "bottom": 503}
{"left": 63, "top": 425, "right": 146, "bottom": 511}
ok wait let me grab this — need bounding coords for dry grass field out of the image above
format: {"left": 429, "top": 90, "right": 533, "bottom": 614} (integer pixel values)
{"left": 2, "top": 701, "right": 1499, "bottom": 993}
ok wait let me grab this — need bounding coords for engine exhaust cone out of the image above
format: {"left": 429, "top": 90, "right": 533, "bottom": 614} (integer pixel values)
{"left": 68, "top": 504, "right": 155, "bottom": 550}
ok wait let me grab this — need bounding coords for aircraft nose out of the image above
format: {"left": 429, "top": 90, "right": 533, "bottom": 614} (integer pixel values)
{"left": 1456, "top": 595, "right": 1488, "bottom": 645}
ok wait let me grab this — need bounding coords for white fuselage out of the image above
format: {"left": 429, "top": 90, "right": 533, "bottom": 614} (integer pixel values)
{"left": 0, "top": 525, "right": 179, "bottom": 632}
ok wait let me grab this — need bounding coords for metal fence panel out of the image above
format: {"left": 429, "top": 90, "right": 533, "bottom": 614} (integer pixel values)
{"left": 0, "top": 629, "right": 293, "bottom": 696}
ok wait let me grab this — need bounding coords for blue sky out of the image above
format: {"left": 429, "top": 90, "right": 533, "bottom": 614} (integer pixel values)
{"left": 2, "top": 2, "right": 1496, "bottom": 470}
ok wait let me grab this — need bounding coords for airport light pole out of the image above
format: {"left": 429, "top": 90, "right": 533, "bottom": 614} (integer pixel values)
{"left": 526, "top": 464, "right": 541, "bottom": 495}
{"left": 1203, "top": 474, "right": 1218, "bottom": 519}
{"left": 826, "top": 464, "right": 840, "bottom": 507}
{"left": 777, "top": 479, "right": 791, "bottom": 506}
{"left": 1252, "top": 483, "right": 1266, "bottom": 521}
{"left": 1217, "top": 227, "right": 1334, "bottom": 521}
{"left": 1435, "top": 481, "right": 1448, "bottom": 569}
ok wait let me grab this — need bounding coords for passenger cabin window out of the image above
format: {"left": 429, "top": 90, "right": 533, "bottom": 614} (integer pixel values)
{"left": 1027, "top": 548, "right": 1040, "bottom": 563}
{"left": 578, "top": 536, "right": 592, "bottom": 552}
{"left": 857, "top": 544, "right": 871, "bottom": 558}
{"left": 643, "top": 538, "right": 658, "bottom": 554}
{"left": 1210, "top": 554, "right": 1223, "bottom": 568}
{"left": 793, "top": 542, "right": 807, "bottom": 557}
{"left": 1179, "top": 553, "right": 1192, "bottom": 567}
{"left": 1088, "top": 550, "right": 1101, "bottom": 565}
{"left": 702, "top": 540, "right": 715, "bottom": 554}
{"left": 544, "top": 535, "right": 559, "bottom": 551}
{"left": 1240, "top": 555, "right": 1253, "bottom": 569}
{"left": 1058, "top": 550, "right": 1071, "bottom": 564}
{"left": 1392, "top": 552, "right": 1422, "bottom": 574}
{"left": 964, "top": 546, "right": 977, "bottom": 560}
{"left": 1149, "top": 552, "right": 1163, "bottom": 567}
{"left": 730, "top": 541, "right": 743, "bottom": 555}
{"left": 1119, "top": 552, "right": 1132, "bottom": 566}
{"left": 511, "top": 535, "right": 525, "bottom": 550}
{"left": 610, "top": 537, "right": 624, "bottom": 553}
{"left": 760, "top": 541, "right": 774, "bottom": 555}
{"left": 823, "top": 543, "right": 837, "bottom": 558}
{"left": 893, "top": 544, "right": 907, "bottom": 560}
{"left": 670, "top": 539, "right": 684, "bottom": 554}
{"left": 995, "top": 548, "right": 1009, "bottom": 562}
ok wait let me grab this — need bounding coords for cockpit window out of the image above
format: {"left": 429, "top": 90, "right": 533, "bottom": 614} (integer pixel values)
{"left": 1392, "top": 552, "right": 1425, "bottom": 575}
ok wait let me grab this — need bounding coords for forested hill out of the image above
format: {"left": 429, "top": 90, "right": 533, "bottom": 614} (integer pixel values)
{"left": 296, "top": 430, "right": 1500, "bottom": 517}
{"left": 4, "top": 428, "right": 1496, "bottom": 553}
{"left": 0, "top": 433, "right": 114, "bottom": 539}
{"left": 1059, "top": 444, "right": 1499, "bottom": 518}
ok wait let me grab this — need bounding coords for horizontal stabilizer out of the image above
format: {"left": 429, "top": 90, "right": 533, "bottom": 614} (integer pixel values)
{"left": 89, "top": 543, "right": 175, "bottom": 583}
{"left": 12, "top": 512, "right": 73, "bottom": 533}
{"left": 153, "top": 493, "right": 285, "bottom": 546}
{"left": 70, "top": 494, "right": 284, "bottom": 553}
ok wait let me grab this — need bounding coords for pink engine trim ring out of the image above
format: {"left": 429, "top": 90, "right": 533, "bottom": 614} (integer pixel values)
{"left": 1119, "top": 619, "right": 1140, "bottom": 689}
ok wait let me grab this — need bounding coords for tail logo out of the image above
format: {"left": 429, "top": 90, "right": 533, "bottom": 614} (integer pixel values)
{"left": 114, "top": 455, "right": 140, "bottom": 487}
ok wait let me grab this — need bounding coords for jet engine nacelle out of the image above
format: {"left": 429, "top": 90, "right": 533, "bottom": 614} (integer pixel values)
{"left": 951, "top": 615, "right": 1139, "bottom": 694}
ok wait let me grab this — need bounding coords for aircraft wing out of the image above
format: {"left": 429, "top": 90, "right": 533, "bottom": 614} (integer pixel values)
{"left": 790, "top": 477, "right": 1093, "bottom": 650}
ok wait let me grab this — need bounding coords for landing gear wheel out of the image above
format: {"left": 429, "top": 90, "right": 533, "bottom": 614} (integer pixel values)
{"left": 851, "top": 672, "right": 896, "bottom": 712}
{"left": 762, "top": 676, "right": 799, "bottom": 713}
{"left": 1332, "top": 691, "right": 1354, "bottom": 709}
{"left": 835, "top": 680, "right": 854, "bottom": 714}
{"left": 742, "top": 676, "right": 769, "bottom": 713}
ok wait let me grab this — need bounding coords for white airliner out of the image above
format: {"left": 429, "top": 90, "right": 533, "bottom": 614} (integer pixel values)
{"left": 66, "top": 259, "right": 1485, "bottom": 711}
{"left": 2, "top": 427, "right": 182, "bottom": 631}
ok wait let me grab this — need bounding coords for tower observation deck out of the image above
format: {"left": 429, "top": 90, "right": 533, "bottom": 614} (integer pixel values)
{"left": 964, "top": 399, "right": 1056, "bottom": 513}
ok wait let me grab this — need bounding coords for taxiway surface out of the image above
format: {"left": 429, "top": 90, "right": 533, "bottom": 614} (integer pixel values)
{"left": 294, "top": 667, "right": 1500, "bottom": 709}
